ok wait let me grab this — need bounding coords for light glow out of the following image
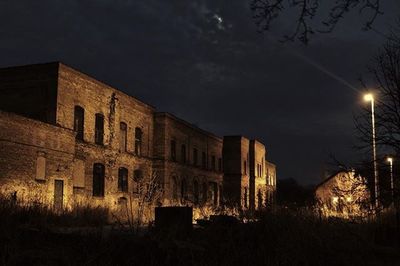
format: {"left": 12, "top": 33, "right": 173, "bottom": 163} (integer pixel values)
{"left": 364, "top": 93, "right": 374, "bottom": 102}
{"left": 332, "top": 196, "right": 339, "bottom": 204}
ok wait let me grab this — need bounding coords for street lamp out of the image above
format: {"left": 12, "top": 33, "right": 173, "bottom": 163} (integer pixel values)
{"left": 364, "top": 93, "right": 379, "bottom": 209}
{"left": 387, "top": 157, "right": 394, "bottom": 203}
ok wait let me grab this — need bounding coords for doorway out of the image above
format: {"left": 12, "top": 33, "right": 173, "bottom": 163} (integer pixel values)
{"left": 54, "top": 180, "right": 64, "bottom": 211}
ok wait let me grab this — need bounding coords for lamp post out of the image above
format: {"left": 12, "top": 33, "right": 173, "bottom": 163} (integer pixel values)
{"left": 387, "top": 157, "right": 394, "bottom": 203}
{"left": 364, "top": 93, "right": 379, "bottom": 209}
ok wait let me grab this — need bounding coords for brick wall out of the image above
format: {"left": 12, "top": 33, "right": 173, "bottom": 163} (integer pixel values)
{"left": 56, "top": 64, "right": 155, "bottom": 212}
{"left": 0, "top": 110, "right": 75, "bottom": 207}
{"left": 154, "top": 113, "right": 223, "bottom": 206}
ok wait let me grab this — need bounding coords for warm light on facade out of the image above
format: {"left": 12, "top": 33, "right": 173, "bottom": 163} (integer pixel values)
{"left": 332, "top": 196, "right": 339, "bottom": 204}
{"left": 387, "top": 157, "right": 393, "bottom": 163}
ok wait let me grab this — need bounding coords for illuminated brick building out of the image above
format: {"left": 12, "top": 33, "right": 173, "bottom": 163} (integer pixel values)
{"left": 0, "top": 62, "right": 276, "bottom": 214}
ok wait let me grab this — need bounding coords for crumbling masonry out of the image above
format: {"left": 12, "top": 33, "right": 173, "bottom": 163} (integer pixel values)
{"left": 0, "top": 62, "right": 276, "bottom": 217}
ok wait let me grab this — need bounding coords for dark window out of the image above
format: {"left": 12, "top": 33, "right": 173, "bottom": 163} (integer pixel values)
{"left": 261, "top": 158, "right": 264, "bottom": 176}
{"left": 258, "top": 189, "right": 263, "bottom": 209}
{"left": 218, "top": 158, "right": 222, "bottom": 172}
{"left": 119, "top": 122, "right": 127, "bottom": 152}
{"left": 181, "top": 144, "right": 186, "bottom": 164}
{"left": 95, "top": 114, "right": 104, "bottom": 145}
{"left": 211, "top": 155, "right": 216, "bottom": 171}
{"left": 193, "top": 180, "right": 199, "bottom": 204}
{"left": 244, "top": 160, "right": 247, "bottom": 175}
{"left": 93, "top": 163, "right": 105, "bottom": 197}
{"left": 172, "top": 177, "right": 178, "bottom": 200}
{"left": 193, "top": 148, "right": 198, "bottom": 166}
{"left": 244, "top": 187, "right": 248, "bottom": 208}
{"left": 171, "top": 140, "right": 176, "bottom": 161}
{"left": 74, "top": 106, "right": 84, "bottom": 140}
{"left": 118, "top": 167, "right": 128, "bottom": 192}
{"left": 213, "top": 183, "right": 218, "bottom": 205}
{"left": 135, "top": 127, "right": 143, "bottom": 156}
{"left": 219, "top": 185, "right": 223, "bottom": 205}
{"left": 209, "top": 182, "right": 218, "bottom": 205}
{"left": 202, "top": 182, "right": 208, "bottom": 203}
{"left": 202, "top": 152, "right": 206, "bottom": 169}
{"left": 133, "top": 169, "right": 143, "bottom": 194}
{"left": 181, "top": 179, "right": 187, "bottom": 201}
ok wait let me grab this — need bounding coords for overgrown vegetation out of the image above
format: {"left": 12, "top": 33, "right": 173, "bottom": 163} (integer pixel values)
{"left": 1, "top": 193, "right": 399, "bottom": 266}
{"left": 0, "top": 194, "right": 108, "bottom": 229}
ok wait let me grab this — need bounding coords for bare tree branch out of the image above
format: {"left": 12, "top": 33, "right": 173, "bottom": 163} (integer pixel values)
{"left": 251, "top": 0, "right": 382, "bottom": 44}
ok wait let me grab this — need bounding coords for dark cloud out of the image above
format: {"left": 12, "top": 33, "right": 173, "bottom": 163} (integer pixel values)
{"left": 0, "top": 0, "right": 398, "bottom": 184}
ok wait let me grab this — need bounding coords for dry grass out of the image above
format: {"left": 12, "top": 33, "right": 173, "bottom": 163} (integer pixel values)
{"left": 0, "top": 196, "right": 399, "bottom": 265}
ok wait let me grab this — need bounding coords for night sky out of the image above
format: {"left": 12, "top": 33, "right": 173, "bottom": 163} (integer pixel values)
{"left": 1, "top": 0, "right": 399, "bottom": 184}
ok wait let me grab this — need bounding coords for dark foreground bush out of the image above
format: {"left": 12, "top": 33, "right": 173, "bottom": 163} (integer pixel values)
{"left": 1, "top": 201, "right": 400, "bottom": 266}
{"left": 0, "top": 195, "right": 108, "bottom": 228}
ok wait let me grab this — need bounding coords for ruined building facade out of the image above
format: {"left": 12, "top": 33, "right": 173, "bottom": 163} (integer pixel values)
{"left": 0, "top": 62, "right": 276, "bottom": 215}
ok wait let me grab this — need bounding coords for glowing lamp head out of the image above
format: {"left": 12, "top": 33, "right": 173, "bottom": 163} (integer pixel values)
{"left": 387, "top": 157, "right": 393, "bottom": 163}
{"left": 364, "top": 93, "right": 374, "bottom": 102}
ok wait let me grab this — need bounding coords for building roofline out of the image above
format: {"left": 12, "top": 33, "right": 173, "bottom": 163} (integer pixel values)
{"left": 0, "top": 61, "right": 60, "bottom": 71}
{"left": 0, "top": 109, "right": 74, "bottom": 134}
{"left": 315, "top": 170, "right": 349, "bottom": 190}
{"left": 57, "top": 62, "right": 156, "bottom": 111}
{"left": 155, "top": 112, "right": 222, "bottom": 142}
{"left": 266, "top": 161, "right": 276, "bottom": 167}
{"left": 0, "top": 61, "right": 156, "bottom": 111}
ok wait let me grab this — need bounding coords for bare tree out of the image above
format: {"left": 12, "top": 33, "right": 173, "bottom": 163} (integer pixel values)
{"left": 113, "top": 171, "right": 163, "bottom": 232}
{"left": 354, "top": 27, "right": 400, "bottom": 234}
{"left": 250, "top": 0, "right": 382, "bottom": 44}
{"left": 355, "top": 28, "right": 400, "bottom": 154}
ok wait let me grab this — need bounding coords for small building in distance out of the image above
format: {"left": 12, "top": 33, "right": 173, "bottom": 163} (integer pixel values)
{"left": 315, "top": 170, "right": 371, "bottom": 219}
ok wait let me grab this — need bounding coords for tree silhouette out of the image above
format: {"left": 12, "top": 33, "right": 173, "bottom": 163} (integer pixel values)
{"left": 251, "top": 0, "right": 382, "bottom": 44}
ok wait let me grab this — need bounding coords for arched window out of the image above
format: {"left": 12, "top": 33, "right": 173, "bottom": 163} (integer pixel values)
{"left": 118, "top": 167, "right": 128, "bottom": 192}
{"left": 193, "top": 180, "right": 199, "bottom": 204}
{"left": 119, "top": 122, "right": 127, "bottom": 152}
{"left": 93, "top": 163, "right": 105, "bottom": 197}
{"left": 74, "top": 106, "right": 84, "bottom": 140}
{"left": 135, "top": 127, "right": 143, "bottom": 156}
{"left": 95, "top": 114, "right": 104, "bottom": 145}
{"left": 202, "top": 182, "right": 208, "bottom": 203}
